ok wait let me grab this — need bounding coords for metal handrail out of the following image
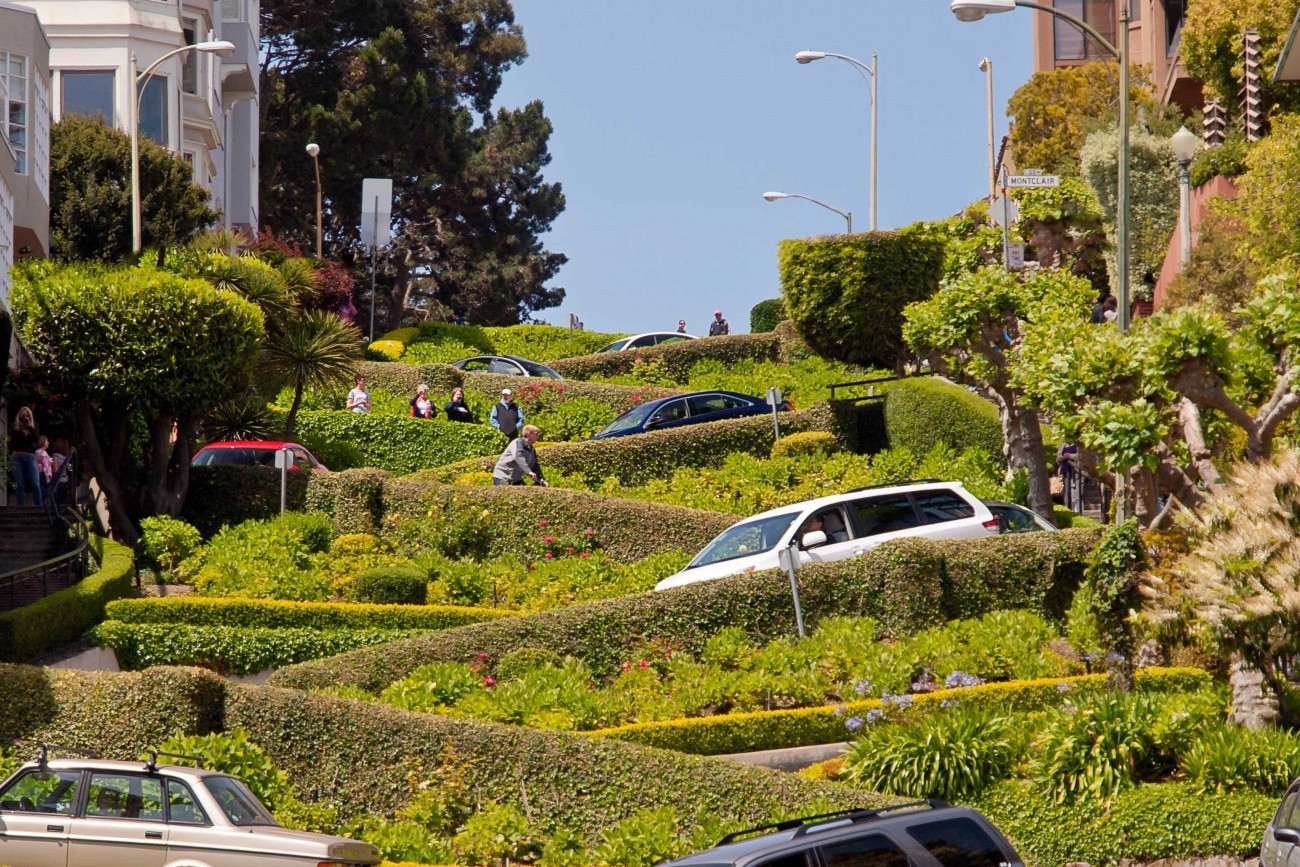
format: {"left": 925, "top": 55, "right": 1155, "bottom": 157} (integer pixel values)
{"left": 828, "top": 370, "right": 935, "bottom": 402}
{"left": 0, "top": 505, "right": 91, "bottom": 611}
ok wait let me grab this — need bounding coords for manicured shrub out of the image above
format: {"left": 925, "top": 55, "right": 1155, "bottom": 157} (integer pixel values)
{"left": 750, "top": 299, "right": 786, "bottom": 333}
{"left": 349, "top": 565, "right": 428, "bottom": 605}
{"left": 366, "top": 339, "right": 406, "bottom": 362}
{"left": 496, "top": 647, "right": 566, "bottom": 681}
{"left": 881, "top": 376, "right": 1005, "bottom": 463}
{"left": 0, "top": 536, "right": 135, "bottom": 662}
{"left": 548, "top": 333, "right": 782, "bottom": 382}
{"left": 139, "top": 516, "right": 203, "bottom": 573}
{"left": 290, "top": 410, "right": 505, "bottom": 475}
{"left": 770, "top": 431, "right": 839, "bottom": 459}
{"left": 102, "top": 596, "right": 509, "bottom": 630}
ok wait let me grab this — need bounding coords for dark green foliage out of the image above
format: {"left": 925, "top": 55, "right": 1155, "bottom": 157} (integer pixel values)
{"left": 548, "top": 333, "right": 782, "bottom": 381}
{"left": 268, "top": 528, "right": 1101, "bottom": 693}
{"left": 1189, "top": 136, "right": 1253, "bottom": 187}
{"left": 1084, "top": 520, "right": 1146, "bottom": 689}
{"left": 103, "top": 597, "right": 508, "bottom": 630}
{"left": 183, "top": 467, "right": 313, "bottom": 536}
{"left": 349, "top": 566, "right": 428, "bottom": 605}
{"left": 0, "top": 537, "right": 135, "bottom": 662}
{"left": 749, "top": 299, "right": 786, "bottom": 333}
{"left": 291, "top": 410, "right": 506, "bottom": 475}
{"left": 880, "top": 377, "right": 1005, "bottom": 462}
{"left": 49, "top": 114, "right": 217, "bottom": 261}
{"left": 779, "top": 232, "right": 946, "bottom": 370}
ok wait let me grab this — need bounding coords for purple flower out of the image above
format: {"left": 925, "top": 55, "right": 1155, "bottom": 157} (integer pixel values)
{"left": 943, "top": 670, "right": 985, "bottom": 689}
{"left": 845, "top": 716, "right": 865, "bottom": 732}
{"left": 853, "top": 679, "right": 873, "bottom": 697}
{"left": 940, "top": 698, "right": 960, "bottom": 709}
{"left": 883, "top": 694, "right": 914, "bottom": 711}
{"left": 833, "top": 704, "right": 846, "bottom": 717}
{"left": 866, "top": 709, "right": 885, "bottom": 724}
{"left": 1056, "top": 681, "right": 1074, "bottom": 694}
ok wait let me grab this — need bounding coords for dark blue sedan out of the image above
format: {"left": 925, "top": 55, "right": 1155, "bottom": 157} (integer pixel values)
{"left": 590, "top": 390, "right": 790, "bottom": 439}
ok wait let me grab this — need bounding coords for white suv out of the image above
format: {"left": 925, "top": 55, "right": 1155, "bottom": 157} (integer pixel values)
{"left": 655, "top": 480, "right": 1000, "bottom": 591}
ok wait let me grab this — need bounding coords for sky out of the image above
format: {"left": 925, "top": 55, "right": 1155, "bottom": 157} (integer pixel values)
{"left": 491, "top": 1, "right": 1034, "bottom": 336}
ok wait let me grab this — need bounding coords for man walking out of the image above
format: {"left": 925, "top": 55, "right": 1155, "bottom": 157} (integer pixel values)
{"left": 490, "top": 388, "right": 524, "bottom": 440}
{"left": 708, "top": 310, "right": 730, "bottom": 336}
{"left": 493, "top": 424, "right": 547, "bottom": 486}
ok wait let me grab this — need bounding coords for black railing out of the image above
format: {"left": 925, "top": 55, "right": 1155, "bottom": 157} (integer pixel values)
{"left": 828, "top": 371, "right": 935, "bottom": 402}
{"left": 0, "top": 505, "right": 90, "bottom": 612}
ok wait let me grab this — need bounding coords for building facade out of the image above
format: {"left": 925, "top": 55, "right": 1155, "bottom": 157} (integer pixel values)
{"left": 19, "top": 0, "right": 259, "bottom": 237}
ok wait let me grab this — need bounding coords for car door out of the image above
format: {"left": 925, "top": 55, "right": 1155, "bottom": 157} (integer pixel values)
{"left": 687, "top": 393, "right": 753, "bottom": 424}
{"left": 817, "top": 832, "right": 912, "bottom": 867}
{"left": 797, "top": 506, "right": 862, "bottom": 566}
{"left": 908, "top": 490, "right": 992, "bottom": 540}
{"left": 1263, "top": 784, "right": 1300, "bottom": 867}
{"left": 645, "top": 398, "right": 692, "bottom": 431}
{"left": 844, "top": 493, "right": 924, "bottom": 554}
{"left": 67, "top": 772, "right": 168, "bottom": 867}
{"left": 0, "top": 768, "right": 79, "bottom": 867}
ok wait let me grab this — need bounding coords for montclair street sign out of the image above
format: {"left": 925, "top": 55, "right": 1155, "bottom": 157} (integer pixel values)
{"left": 1006, "top": 169, "right": 1060, "bottom": 189}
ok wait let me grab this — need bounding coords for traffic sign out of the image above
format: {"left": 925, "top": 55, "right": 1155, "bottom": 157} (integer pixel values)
{"left": 1007, "top": 244, "right": 1026, "bottom": 269}
{"left": 1007, "top": 174, "right": 1060, "bottom": 189}
{"left": 989, "top": 195, "right": 1019, "bottom": 227}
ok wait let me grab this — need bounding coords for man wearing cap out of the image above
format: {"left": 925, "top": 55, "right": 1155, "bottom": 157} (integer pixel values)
{"left": 708, "top": 310, "right": 730, "bottom": 336}
{"left": 490, "top": 388, "right": 524, "bottom": 440}
{"left": 493, "top": 424, "right": 548, "bottom": 486}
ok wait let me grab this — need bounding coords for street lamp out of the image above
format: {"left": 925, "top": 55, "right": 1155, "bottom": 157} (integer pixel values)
{"left": 763, "top": 191, "right": 853, "bottom": 233}
{"left": 305, "top": 142, "right": 322, "bottom": 258}
{"left": 130, "top": 40, "right": 236, "bottom": 253}
{"left": 1170, "top": 126, "right": 1199, "bottom": 268}
{"left": 951, "top": 0, "right": 1131, "bottom": 331}
{"left": 795, "top": 50, "right": 878, "bottom": 231}
{"left": 978, "top": 57, "right": 996, "bottom": 201}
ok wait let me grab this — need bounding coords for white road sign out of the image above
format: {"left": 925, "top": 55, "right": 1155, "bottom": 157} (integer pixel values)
{"left": 1007, "top": 174, "right": 1060, "bottom": 189}
{"left": 989, "top": 195, "right": 1019, "bottom": 227}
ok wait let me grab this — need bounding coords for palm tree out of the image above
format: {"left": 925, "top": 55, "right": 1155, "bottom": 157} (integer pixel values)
{"left": 264, "top": 310, "right": 362, "bottom": 438}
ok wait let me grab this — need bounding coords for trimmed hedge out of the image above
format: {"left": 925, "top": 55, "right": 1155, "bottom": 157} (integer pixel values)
{"left": 90, "top": 622, "right": 430, "bottom": 674}
{"left": 0, "top": 664, "right": 225, "bottom": 756}
{"left": 269, "top": 528, "right": 1101, "bottom": 693}
{"left": 548, "top": 332, "right": 782, "bottom": 381}
{"left": 225, "top": 683, "right": 886, "bottom": 829}
{"left": 973, "top": 779, "right": 1273, "bottom": 867}
{"left": 102, "top": 597, "right": 510, "bottom": 630}
{"left": 881, "top": 377, "right": 1004, "bottom": 463}
{"left": 587, "top": 668, "right": 1211, "bottom": 755}
{"left": 0, "top": 536, "right": 135, "bottom": 662}
{"left": 292, "top": 410, "right": 505, "bottom": 475}
{"left": 352, "top": 359, "right": 463, "bottom": 399}
{"left": 184, "top": 467, "right": 313, "bottom": 536}
{"left": 750, "top": 301, "right": 786, "bottom": 333}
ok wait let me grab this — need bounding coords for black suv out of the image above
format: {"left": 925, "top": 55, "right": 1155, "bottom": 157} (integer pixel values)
{"left": 657, "top": 801, "right": 1022, "bottom": 867}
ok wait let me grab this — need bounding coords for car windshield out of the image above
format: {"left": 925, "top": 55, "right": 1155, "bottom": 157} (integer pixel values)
{"left": 201, "top": 776, "right": 278, "bottom": 826}
{"left": 687, "top": 512, "right": 802, "bottom": 568}
{"left": 595, "top": 402, "right": 658, "bottom": 436}
{"left": 518, "top": 359, "right": 563, "bottom": 378}
{"left": 597, "top": 340, "right": 626, "bottom": 353}
{"left": 192, "top": 448, "right": 269, "bottom": 467}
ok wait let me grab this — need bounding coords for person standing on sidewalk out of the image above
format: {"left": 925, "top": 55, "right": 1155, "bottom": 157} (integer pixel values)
{"left": 8, "top": 406, "right": 43, "bottom": 506}
{"left": 492, "top": 425, "right": 547, "bottom": 486}
{"left": 490, "top": 388, "right": 523, "bottom": 440}
{"left": 708, "top": 310, "right": 730, "bottom": 336}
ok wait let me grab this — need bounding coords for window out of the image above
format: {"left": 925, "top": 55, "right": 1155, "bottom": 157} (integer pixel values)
{"left": 1052, "top": 0, "right": 1117, "bottom": 61}
{"left": 820, "top": 834, "right": 911, "bottom": 867}
{"left": 911, "top": 491, "right": 975, "bottom": 524}
{"left": 182, "top": 20, "right": 199, "bottom": 94}
{"left": 687, "top": 511, "right": 802, "bottom": 568}
{"left": 850, "top": 494, "right": 920, "bottom": 536}
{"left": 0, "top": 769, "right": 79, "bottom": 814}
{"left": 0, "top": 173, "right": 11, "bottom": 305}
{"left": 488, "top": 359, "right": 522, "bottom": 375}
{"left": 138, "top": 77, "right": 167, "bottom": 145}
{"left": 460, "top": 358, "right": 491, "bottom": 372}
{"left": 648, "top": 398, "right": 689, "bottom": 425}
{"left": 33, "top": 73, "right": 49, "bottom": 199}
{"left": 86, "top": 773, "right": 163, "bottom": 820}
{"left": 166, "top": 780, "right": 208, "bottom": 824}
{"left": 202, "top": 776, "right": 277, "bottom": 826}
{"left": 755, "top": 855, "right": 811, "bottom": 867}
{"left": 222, "top": 0, "right": 246, "bottom": 21}
{"left": 1163, "top": 0, "right": 1187, "bottom": 56}
{"left": 1275, "top": 787, "right": 1300, "bottom": 830}
{"left": 688, "top": 394, "right": 746, "bottom": 415}
{"left": 61, "top": 70, "right": 115, "bottom": 124}
{"left": 905, "top": 818, "right": 1006, "bottom": 867}
{"left": 1, "top": 53, "right": 28, "bottom": 174}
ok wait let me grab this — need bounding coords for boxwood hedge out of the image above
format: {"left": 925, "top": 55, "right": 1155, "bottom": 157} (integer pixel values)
{"left": 0, "top": 536, "right": 134, "bottom": 662}
{"left": 269, "top": 529, "right": 1101, "bottom": 693}
{"left": 548, "top": 333, "right": 783, "bottom": 381}
{"left": 881, "top": 377, "right": 1004, "bottom": 463}
{"left": 291, "top": 411, "right": 506, "bottom": 476}
{"left": 184, "top": 467, "right": 314, "bottom": 535}
{"left": 102, "top": 597, "right": 509, "bottom": 630}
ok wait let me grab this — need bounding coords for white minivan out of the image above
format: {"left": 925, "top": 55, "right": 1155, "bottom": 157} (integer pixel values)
{"left": 655, "top": 480, "right": 1001, "bottom": 591}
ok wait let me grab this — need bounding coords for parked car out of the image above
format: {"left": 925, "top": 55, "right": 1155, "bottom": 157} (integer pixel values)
{"left": 191, "top": 440, "right": 327, "bottom": 471}
{"left": 591, "top": 390, "right": 790, "bottom": 440}
{"left": 596, "top": 332, "right": 697, "bottom": 353}
{"left": 0, "top": 746, "right": 381, "bottom": 867}
{"left": 656, "top": 800, "right": 1023, "bottom": 867}
{"left": 449, "top": 354, "right": 564, "bottom": 379}
{"left": 984, "top": 501, "right": 1058, "bottom": 534}
{"left": 655, "top": 480, "right": 1000, "bottom": 591}
{"left": 1263, "top": 777, "right": 1300, "bottom": 867}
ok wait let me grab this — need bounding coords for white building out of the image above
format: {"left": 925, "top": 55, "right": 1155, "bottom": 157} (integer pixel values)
{"left": 19, "top": 0, "right": 260, "bottom": 236}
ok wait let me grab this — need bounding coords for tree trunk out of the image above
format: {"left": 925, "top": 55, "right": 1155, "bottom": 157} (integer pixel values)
{"left": 284, "top": 380, "right": 305, "bottom": 439}
{"left": 77, "top": 403, "right": 140, "bottom": 547}
{"left": 994, "top": 388, "right": 1055, "bottom": 525}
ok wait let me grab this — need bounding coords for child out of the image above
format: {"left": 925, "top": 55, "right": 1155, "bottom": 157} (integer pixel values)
{"left": 34, "top": 435, "right": 53, "bottom": 499}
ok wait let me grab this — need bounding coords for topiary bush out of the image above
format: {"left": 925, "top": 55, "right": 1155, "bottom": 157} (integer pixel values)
{"left": 139, "top": 516, "right": 203, "bottom": 574}
{"left": 880, "top": 376, "right": 1005, "bottom": 462}
{"left": 496, "top": 647, "right": 566, "bottom": 681}
{"left": 548, "top": 333, "right": 782, "bottom": 382}
{"left": 770, "top": 431, "right": 840, "bottom": 459}
{"left": 348, "top": 565, "right": 429, "bottom": 605}
{"left": 102, "top": 596, "right": 508, "bottom": 630}
{"left": 750, "top": 299, "right": 786, "bottom": 333}
{"left": 290, "top": 411, "right": 505, "bottom": 475}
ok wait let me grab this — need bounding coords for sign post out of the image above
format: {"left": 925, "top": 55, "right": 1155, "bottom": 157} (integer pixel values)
{"left": 360, "top": 178, "right": 394, "bottom": 344}
{"left": 274, "top": 447, "right": 291, "bottom": 514}
{"left": 767, "top": 386, "right": 783, "bottom": 441}
{"left": 776, "top": 543, "right": 806, "bottom": 638}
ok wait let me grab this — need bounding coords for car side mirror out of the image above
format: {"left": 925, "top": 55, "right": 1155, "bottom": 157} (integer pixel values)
{"left": 1274, "top": 827, "right": 1300, "bottom": 845}
{"left": 801, "top": 530, "right": 828, "bottom": 548}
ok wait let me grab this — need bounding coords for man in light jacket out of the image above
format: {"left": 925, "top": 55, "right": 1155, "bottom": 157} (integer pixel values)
{"left": 493, "top": 425, "right": 547, "bottom": 486}
{"left": 489, "top": 388, "right": 524, "bottom": 440}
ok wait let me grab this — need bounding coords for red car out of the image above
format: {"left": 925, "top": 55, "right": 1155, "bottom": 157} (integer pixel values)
{"left": 191, "top": 441, "right": 328, "bottom": 471}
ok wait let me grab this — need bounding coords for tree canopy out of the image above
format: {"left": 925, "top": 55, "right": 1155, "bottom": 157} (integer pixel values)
{"left": 257, "top": 0, "right": 565, "bottom": 326}
{"left": 1180, "top": 0, "right": 1300, "bottom": 118}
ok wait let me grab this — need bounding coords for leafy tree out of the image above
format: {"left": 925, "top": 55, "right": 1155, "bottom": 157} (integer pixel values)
{"left": 1162, "top": 212, "right": 1259, "bottom": 323}
{"left": 1180, "top": 0, "right": 1300, "bottom": 118}
{"left": 265, "top": 310, "right": 363, "bottom": 438}
{"left": 10, "top": 261, "right": 263, "bottom": 543}
{"left": 1012, "top": 178, "right": 1108, "bottom": 293}
{"left": 257, "top": 0, "right": 565, "bottom": 326}
{"left": 1006, "top": 62, "right": 1155, "bottom": 177}
{"left": 48, "top": 114, "right": 218, "bottom": 262}
{"left": 903, "top": 266, "right": 1095, "bottom": 522}
{"left": 1233, "top": 113, "right": 1300, "bottom": 265}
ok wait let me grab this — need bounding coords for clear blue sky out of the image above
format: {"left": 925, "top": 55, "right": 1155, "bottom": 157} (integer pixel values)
{"left": 493, "top": 1, "right": 1033, "bottom": 335}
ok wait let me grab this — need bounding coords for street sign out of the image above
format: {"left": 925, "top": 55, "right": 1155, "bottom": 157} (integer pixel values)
{"left": 1007, "top": 244, "right": 1026, "bottom": 269}
{"left": 989, "top": 195, "right": 1019, "bottom": 227}
{"left": 360, "top": 178, "right": 393, "bottom": 248}
{"left": 1007, "top": 174, "right": 1060, "bottom": 189}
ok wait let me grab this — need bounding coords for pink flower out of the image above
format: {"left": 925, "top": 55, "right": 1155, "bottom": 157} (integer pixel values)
{"left": 545, "top": 535, "right": 553, "bottom": 544}
{"left": 639, "top": 660, "right": 648, "bottom": 669}
{"left": 622, "top": 661, "right": 631, "bottom": 672}
{"left": 585, "top": 528, "right": 595, "bottom": 536}
{"left": 483, "top": 676, "right": 495, "bottom": 687}
{"left": 478, "top": 652, "right": 489, "bottom": 660}
{"left": 566, "top": 546, "right": 574, "bottom": 554}
{"left": 580, "top": 552, "right": 589, "bottom": 560}
{"left": 470, "top": 662, "right": 481, "bottom": 671}
{"left": 539, "top": 518, "right": 548, "bottom": 527}
{"left": 545, "top": 552, "right": 553, "bottom": 560}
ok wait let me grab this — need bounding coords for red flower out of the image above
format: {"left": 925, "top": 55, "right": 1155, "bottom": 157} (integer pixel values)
{"left": 580, "top": 552, "right": 589, "bottom": 559}
{"left": 470, "top": 662, "right": 481, "bottom": 671}
{"left": 544, "top": 552, "right": 553, "bottom": 560}
{"left": 585, "top": 528, "right": 595, "bottom": 536}
{"left": 483, "top": 676, "right": 496, "bottom": 687}
{"left": 538, "top": 518, "right": 548, "bottom": 527}
{"left": 545, "top": 535, "right": 553, "bottom": 544}
{"left": 638, "top": 660, "right": 648, "bottom": 669}
{"left": 566, "top": 546, "right": 574, "bottom": 554}
{"left": 478, "top": 652, "right": 489, "bottom": 660}
{"left": 622, "top": 661, "right": 631, "bottom": 672}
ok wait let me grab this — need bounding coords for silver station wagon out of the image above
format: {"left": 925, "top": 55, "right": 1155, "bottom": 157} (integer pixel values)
{"left": 0, "top": 746, "right": 380, "bottom": 867}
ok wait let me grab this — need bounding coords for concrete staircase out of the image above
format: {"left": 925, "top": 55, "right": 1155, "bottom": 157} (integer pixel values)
{"left": 0, "top": 506, "right": 78, "bottom": 611}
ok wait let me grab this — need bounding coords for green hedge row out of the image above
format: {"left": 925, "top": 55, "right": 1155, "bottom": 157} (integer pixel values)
{"left": 352, "top": 359, "right": 463, "bottom": 399}
{"left": 750, "top": 302, "right": 786, "bottom": 333}
{"left": 588, "top": 668, "right": 1210, "bottom": 755}
{"left": 375, "top": 322, "right": 619, "bottom": 365}
{"left": 881, "top": 377, "right": 1005, "bottom": 463}
{"left": 269, "top": 529, "right": 1102, "bottom": 693}
{"left": 292, "top": 411, "right": 506, "bottom": 476}
{"left": 0, "top": 536, "right": 135, "bottom": 662}
{"left": 90, "top": 622, "right": 430, "bottom": 675}
{"left": 102, "top": 597, "right": 510, "bottom": 630}
{"left": 548, "top": 333, "right": 783, "bottom": 381}
{"left": 973, "top": 779, "right": 1273, "bottom": 867}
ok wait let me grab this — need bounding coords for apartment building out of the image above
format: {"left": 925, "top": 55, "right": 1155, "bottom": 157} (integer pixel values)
{"left": 19, "top": 0, "right": 259, "bottom": 236}
{"left": 0, "top": 1, "right": 51, "bottom": 312}
{"left": 1030, "top": 0, "right": 1201, "bottom": 112}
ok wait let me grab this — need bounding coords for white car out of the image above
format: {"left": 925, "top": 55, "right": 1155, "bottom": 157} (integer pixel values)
{"left": 655, "top": 481, "right": 1000, "bottom": 591}
{"left": 596, "top": 332, "right": 697, "bottom": 353}
{"left": 0, "top": 747, "right": 380, "bottom": 867}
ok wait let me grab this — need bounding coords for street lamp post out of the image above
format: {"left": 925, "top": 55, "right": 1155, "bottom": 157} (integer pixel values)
{"left": 978, "top": 57, "right": 996, "bottom": 200}
{"left": 762, "top": 191, "right": 853, "bottom": 233}
{"left": 950, "top": 0, "right": 1130, "bottom": 330}
{"left": 305, "top": 142, "right": 322, "bottom": 258}
{"left": 795, "top": 50, "right": 877, "bottom": 230}
{"left": 130, "top": 40, "right": 236, "bottom": 253}
{"left": 1171, "top": 126, "right": 1199, "bottom": 268}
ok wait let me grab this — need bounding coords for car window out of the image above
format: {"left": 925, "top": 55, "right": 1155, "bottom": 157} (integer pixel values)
{"left": 519, "top": 359, "right": 562, "bottom": 378}
{"left": 488, "top": 359, "right": 523, "bottom": 375}
{"left": 595, "top": 402, "right": 657, "bottom": 436}
{"left": 820, "top": 833, "right": 911, "bottom": 867}
{"left": 688, "top": 394, "right": 748, "bottom": 415}
{"left": 911, "top": 491, "right": 976, "bottom": 524}
{"left": 648, "top": 398, "right": 690, "bottom": 425}
{"left": 167, "top": 779, "right": 209, "bottom": 825}
{"left": 291, "top": 447, "right": 312, "bottom": 468}
{"left": 202, "top": 776, "right": 277, "bottom": 827}
{"left": 195, "top": 448, "right": 258, "bottom": 467}
{"left": 754, "top": 854, "right": 811, "bottom": 867}
{"left": 629, "top": 335, "right": 656, "bottom": 348}
{"left": 597, "top": 340, "right": 626, "bottom": 353}
{"left": 904, "top": 817, "right": 1005, "bottom": 867}
{"left": 659, "top": 335, "right": 689, "bottom": 345}
{"left": 687, "top": 512, "right": 802, "bottom": 568}
{"left": 86, "top": 773, "right": 163, "bottom": 821}
{"left": 460, "top": 358, "right": 491, "bottom": 372}
{"left": 0, "top": 769, "right": 80, "bottom": 814}
{"left": 850, "top": 494, "right": 921, "bottom": 536}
